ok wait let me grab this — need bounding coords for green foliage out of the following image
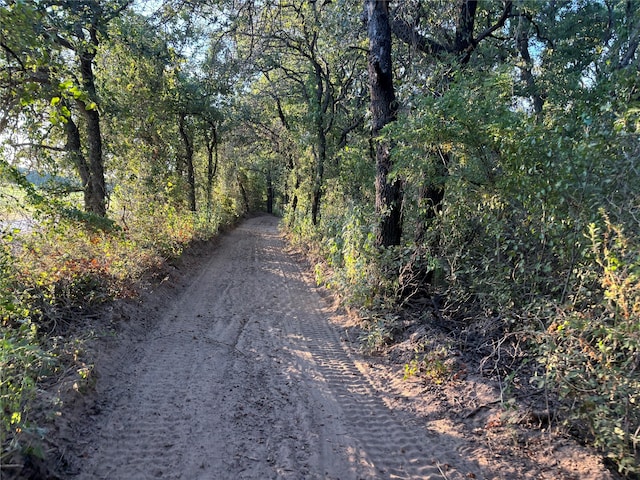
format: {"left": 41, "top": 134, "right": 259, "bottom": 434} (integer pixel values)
{"left": 0, "top": 320, "right": 52, "bottom": 461}
{"left": 0, "top": 154, "right": 238, "bottom": 463}
{"left": 0, "top": 229, "right": 53, "bottom": 462}
{"left": 403, "top": 345, "right": 455, "bottom": 385}
{"left": 371, "top": 7, "right": 640, "bottom": 473}
{"left": 319, "top": 204, "right": 380, "bottom": 306}
{"left": 359, "top": 313, "right": 398, "bottom": 354}
{"left": 541, "top": 217, "right": 640, "bottom": 475}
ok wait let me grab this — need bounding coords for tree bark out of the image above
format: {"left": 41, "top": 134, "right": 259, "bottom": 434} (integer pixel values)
{"left": 82, "top": 106, "right": 107, "bottom": 216}
{"left": 266, "top": 169, "right": 274, "bottom": 214}
{"left": 205, "top": 121, "right": 219, "bottom": 221}
{"left": 516, "top": 18, "right": 544, "bottom": 119}
{"left": 455, "top": 0, "right": 478, "bottom": 62}
{"left": 310, "top": 53, "right": 328, "bottom": 226}
{"left": 311, "top": 107, "right": 327, "bottom": 225}
{"left": 365, "top": 0, "right": 403, "bottom": 247}
{"left": 78, "top": 46, "right": 107, "bottom": 216}
{"left": 61, "top": 101, "right": 92, "bottom": 207}
{"left": 238, "top": 173, "right": 250, "bottom": 213}
{"left": 290, "top": 175, "right": 300, "bottom": 223}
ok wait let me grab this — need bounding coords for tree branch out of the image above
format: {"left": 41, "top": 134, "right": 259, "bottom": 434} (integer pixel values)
{"left": 10, "top": 142, "right": 67, "bottom": 152}
{"left": 0, "top": 42, "right": 26, "bottom": 71}
{"left": 474, "top": 1, "right": 513, "bottom": 46}
{"left": 619, "top": 21, "right": 640, "bottom": 69}
{"left": 337, "top": 114, "right": 365, "bottom": 150}
{"left": 389, "top": 17, "right": 449, "bottom": 56}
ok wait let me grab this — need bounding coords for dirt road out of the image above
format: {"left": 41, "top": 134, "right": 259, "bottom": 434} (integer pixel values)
{"left": 65, "top": 215, "right": 612, "bottom": 480}
{"left": 66, "top": 215, "right": 475, "bottom": 479}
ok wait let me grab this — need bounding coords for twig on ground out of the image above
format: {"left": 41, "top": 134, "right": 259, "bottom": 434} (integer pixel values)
{"left": 435, "top": 460, "right": 451, "bottom": 479}
{"left": 463, "top": 399, "right": 502, "bottom": 419}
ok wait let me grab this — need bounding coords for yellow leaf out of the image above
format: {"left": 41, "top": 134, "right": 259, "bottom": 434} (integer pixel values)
{"left": 11, "top": 412, "right": 21, "bottom": 425}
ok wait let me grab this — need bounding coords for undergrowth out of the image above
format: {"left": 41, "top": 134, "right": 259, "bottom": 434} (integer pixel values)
{"left": 0, "top": 194, "right": 231, "bottom": 474}
{"left": 1, "top": 228, "right": 54, "bottom": 465}
{"left": 540, "top": 217, "right": 640, "bottom": 476}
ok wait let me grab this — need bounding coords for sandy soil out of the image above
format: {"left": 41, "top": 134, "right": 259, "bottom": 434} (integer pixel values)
{"left": 45, "top": 215, "right": 615, "bottom": 479}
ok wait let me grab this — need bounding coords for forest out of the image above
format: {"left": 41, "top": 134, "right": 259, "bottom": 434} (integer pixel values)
{"left": 1, "top": 0, "right": 639, "bottom": 476}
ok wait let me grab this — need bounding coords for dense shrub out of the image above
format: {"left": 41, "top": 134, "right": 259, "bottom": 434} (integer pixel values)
{"left": 0, "top": 229, "right": 53, "bottom": 464}
{"left": 541, "top": 217, "right": 640, "bottom": 475}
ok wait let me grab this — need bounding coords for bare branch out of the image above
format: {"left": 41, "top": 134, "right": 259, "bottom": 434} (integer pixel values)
{"left": 474, "top": 1, "right": 513, "bottom": 46}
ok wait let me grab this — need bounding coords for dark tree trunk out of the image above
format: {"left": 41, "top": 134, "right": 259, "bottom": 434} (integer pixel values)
{"left": 266, "top": 169, "right": 274, "bottom": 214}
{"left": 455, "top": 0, "right": 478, "bottom": 62}
{"left": 311, "top": 186, "right": 321, "bottom": 224}
{"left": 82, "top": 107, "right": 107, "bottom": 216}
{"left": 205, "top": 122, "right": 219, "bottom": 221}
{"left": 78, "top": 49, "right": 107, "bottom": 216}
{"left": 179, "top": 114, "right": 196, "bottom": 212}
{"left": 290, "top": 175, "right": 300, "bottom": 222}
{"left": 311, "top": 133, "right": 326, "bottom": 225}
{"left": 238, "top": 174, "right": 250, "bottom": 213}
{"left": 516, "top": 20, "right": 544, "bottom": 119}
{"left": 311, "top": 59, "right": 328, "bottom": 226}
{"left": 365, "top": 0, "right": 402, "bottom": 247}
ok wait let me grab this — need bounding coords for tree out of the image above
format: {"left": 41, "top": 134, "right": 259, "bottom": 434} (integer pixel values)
{"left": 224, "top": 0, "right": 367, "bottom": 225}
{"left": 46, "top": 0, "right": 134, "bottom": 216}
{"left": 203, "top": 116, "right": 220, "bottom": 218}
{"left": 177, "top": 111, "right": 197, "bottom": 211}
{"left": 364, "top": 0, "right": 402, "bottom": 247}
{"left": 0, "top": 0, "right": 134, "bottom": 216}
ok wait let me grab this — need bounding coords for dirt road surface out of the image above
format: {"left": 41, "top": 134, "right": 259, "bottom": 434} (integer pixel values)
{"left": 63, "top": 215, "right": 612, "bottom": 480}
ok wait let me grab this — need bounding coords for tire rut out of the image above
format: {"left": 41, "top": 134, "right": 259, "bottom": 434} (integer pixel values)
{"left": 267, "top": 223, "right": 483, "bottom": 480}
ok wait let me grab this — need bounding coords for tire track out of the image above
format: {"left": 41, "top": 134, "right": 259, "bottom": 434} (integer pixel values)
{"left": 262, "top": 219, "right": 484, "bottom": 479}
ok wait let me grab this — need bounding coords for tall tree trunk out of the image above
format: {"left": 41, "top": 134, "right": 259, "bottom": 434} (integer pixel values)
{"left": 63, "top": 105, "right": 93, "bottom": 210}
{"left": 455, "top": 0, "right": 478, "bottom": 62}
{"left": 290, "top": 174, "right": 300, "bottom": 224}
{"left": 179, "top": 114, "right": 196, "bottom": 212}
{"left": 311, "top": 61, "right": 327, "bottom": 226}
{"left": 516, "top": 18, "right": 544, "bottom": 119}
{"left": 311, "top": 133, "right": 326, "bottom": 225}
{"left": 82, "top": 106, "right": 106, "bottom": 215}
{"left": 205, "top": 122, "right": 219, "bottom": 222}
{"left": 238, "top": 173, "right": 250, "bottom": 213}
{"left": 78, "top": 49, "right": 107, "bottom": 216}
{"left": 266, "top": 169, "right": 274, "bottom": 214}
{"left": 365, "top": 0, "right": 402, "bottom": 247}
